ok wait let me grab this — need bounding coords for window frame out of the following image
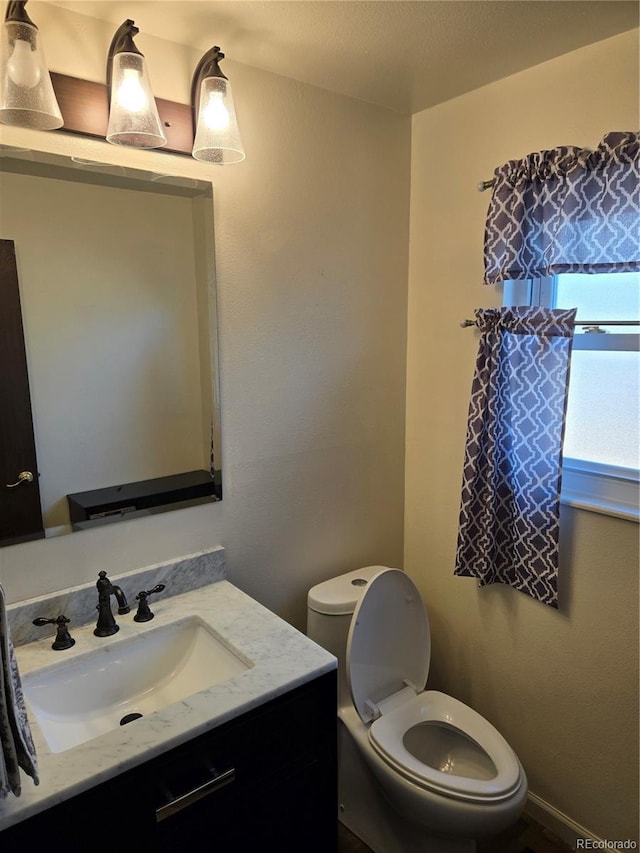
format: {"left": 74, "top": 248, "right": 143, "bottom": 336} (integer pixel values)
{"left": 503, "top": 277, "right": 639, "bottom": 523}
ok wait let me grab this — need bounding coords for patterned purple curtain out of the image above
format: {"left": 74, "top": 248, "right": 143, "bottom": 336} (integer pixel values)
{"left": 454, "top": 307, "right": 576, "bottom": 608}
{"left": 483, "top": 131, "right": 640, "bottom": 285}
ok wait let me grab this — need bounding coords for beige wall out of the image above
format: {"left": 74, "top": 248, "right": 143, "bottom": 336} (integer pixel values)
{"left": 0, "top": 5, "right": 410, "bottom": 629}
{"left": 406, "top": 30, "right": 639, "bottom": 843}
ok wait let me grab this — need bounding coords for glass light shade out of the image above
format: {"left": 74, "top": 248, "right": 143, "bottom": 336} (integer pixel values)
{"left": 192, "top": 76, "right": 244, "bottom": 164}
{"left": 106, "top": 52, "right": 166, "bottom": 148}
{"left": 0, "top": 20, "right": 62, "bottom": 129}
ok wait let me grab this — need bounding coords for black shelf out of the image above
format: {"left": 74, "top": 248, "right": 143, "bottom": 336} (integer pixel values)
{"left": 67, "top": 469, "right": 221, "bottom": 527}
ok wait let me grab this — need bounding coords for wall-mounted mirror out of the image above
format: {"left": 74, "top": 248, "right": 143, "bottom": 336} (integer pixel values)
{"left": 0, "top": 148, "right": 222, "bottom": 546}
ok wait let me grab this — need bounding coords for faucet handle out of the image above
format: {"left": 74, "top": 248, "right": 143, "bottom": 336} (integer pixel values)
{"left": 33, "top": 615, "right": 76, "bottom": 651}
{"left": 133, "top": 584, "right": 166, "bottom": 623}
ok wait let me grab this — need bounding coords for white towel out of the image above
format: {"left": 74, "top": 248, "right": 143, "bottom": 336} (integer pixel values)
{"left": 0, "top": 583, "right": 38, "bottom": 797}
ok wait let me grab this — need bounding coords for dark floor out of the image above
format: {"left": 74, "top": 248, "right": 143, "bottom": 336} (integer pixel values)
{"left": 337, "top": 813, "right": 575, "bottom": 852}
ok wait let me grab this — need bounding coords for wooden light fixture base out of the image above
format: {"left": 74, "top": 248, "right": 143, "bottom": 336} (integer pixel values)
{"left": 50, "top": 72, "right": 194, "bottom": 156}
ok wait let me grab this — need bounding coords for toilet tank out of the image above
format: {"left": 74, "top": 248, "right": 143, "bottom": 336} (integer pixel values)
{"left": 307, "top": 566, "right": 389, "bottom": 707}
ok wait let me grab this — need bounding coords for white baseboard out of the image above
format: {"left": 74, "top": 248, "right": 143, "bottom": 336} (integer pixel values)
{"left": 525, "top": 791, "right": 601, "bottom": 850}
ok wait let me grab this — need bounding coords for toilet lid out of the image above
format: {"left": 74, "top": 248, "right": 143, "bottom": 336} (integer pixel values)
{"left": 347, "top": 569, "right": 430, "bottom": 723}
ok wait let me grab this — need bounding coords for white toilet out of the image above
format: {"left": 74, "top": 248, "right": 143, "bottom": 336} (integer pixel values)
{"left": 307, "top": 566, "right": 528, "bottom": 853}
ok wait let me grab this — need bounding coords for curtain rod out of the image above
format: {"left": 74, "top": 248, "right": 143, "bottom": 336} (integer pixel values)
{"left": 477, "top": 179, "right": 495, "bottom": 192}
{"left": 460, "top": 318, "right": 640, "bottom": 328}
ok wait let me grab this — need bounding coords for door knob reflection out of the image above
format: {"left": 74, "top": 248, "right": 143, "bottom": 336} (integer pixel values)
{"left": 6, "top": 471, "right": 34, "bottom": 488}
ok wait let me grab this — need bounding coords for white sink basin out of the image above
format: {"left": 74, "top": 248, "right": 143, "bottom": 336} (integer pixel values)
{"left": 23, "top": 616, "right": 252, "bottom": 753}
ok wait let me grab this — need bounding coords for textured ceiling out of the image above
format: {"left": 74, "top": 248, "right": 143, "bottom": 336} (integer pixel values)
{"left": 45, "top": 1, "right": 639, "bottom": 114}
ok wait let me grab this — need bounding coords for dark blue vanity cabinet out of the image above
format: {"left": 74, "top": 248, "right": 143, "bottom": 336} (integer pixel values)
{"left": 2, "top": 672, "right": 337, "bottom": 852}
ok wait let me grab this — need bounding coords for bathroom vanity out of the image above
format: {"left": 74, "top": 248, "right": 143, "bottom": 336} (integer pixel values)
{"left": 2, "top": 674, "right": 335, "bottom": 852}
{"left": 0, "top": 556, "right": 338, "bottom": 852}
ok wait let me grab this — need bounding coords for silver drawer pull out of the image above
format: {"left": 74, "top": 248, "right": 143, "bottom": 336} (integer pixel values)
{"left": 155, "top": 766, "right": 236, "bottom": 822}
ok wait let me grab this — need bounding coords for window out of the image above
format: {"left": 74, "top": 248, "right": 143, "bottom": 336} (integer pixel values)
{"left": 504, "top": 272, "right": 639, "bottom": 521}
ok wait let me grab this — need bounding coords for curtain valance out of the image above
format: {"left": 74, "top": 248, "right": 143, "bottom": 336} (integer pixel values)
{"left": 483, "top": 131, "right": 640, "bottom": 285}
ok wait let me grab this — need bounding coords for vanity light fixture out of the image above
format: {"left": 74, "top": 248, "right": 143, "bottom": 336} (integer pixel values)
{"left": 0, "top": 0, "right": 62, "bottom": 129}
{"left": 0, "top": 6, "right": 245, "bottom": 164}
{"left": 106, "top": 19, "right": 166, "bottom": 149}
{"left": 191, "top": 45, "right": 244, "bottom": 164}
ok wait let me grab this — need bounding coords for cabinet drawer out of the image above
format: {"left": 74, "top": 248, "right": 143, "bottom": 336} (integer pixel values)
{"left": 138, "top": 671, "right": 336, "bottom": 841}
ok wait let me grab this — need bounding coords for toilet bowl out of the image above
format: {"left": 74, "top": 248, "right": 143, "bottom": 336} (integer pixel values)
{"left": 307, "top": 566, "right": 528, "bottom": 852}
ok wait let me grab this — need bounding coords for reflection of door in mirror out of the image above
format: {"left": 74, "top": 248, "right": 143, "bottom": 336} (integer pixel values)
{"left": 0, "top": 239, "right": 45, "bottom": 545}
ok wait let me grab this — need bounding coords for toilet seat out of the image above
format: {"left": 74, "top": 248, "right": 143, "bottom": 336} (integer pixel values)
{"left": 347, "top": 569, "right": 523, "bottom": 805}
{"left": 369, "top": 690, "right": 522, "bottom": 803}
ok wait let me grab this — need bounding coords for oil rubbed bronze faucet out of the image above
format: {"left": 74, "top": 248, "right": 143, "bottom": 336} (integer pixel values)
{"left": 94, "top": 570, "right": 130, "bottom": 637}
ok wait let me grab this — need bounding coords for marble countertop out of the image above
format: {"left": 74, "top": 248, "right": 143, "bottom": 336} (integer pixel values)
{"left": 0, "top": 579, "right": 336, "bottom": 831}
